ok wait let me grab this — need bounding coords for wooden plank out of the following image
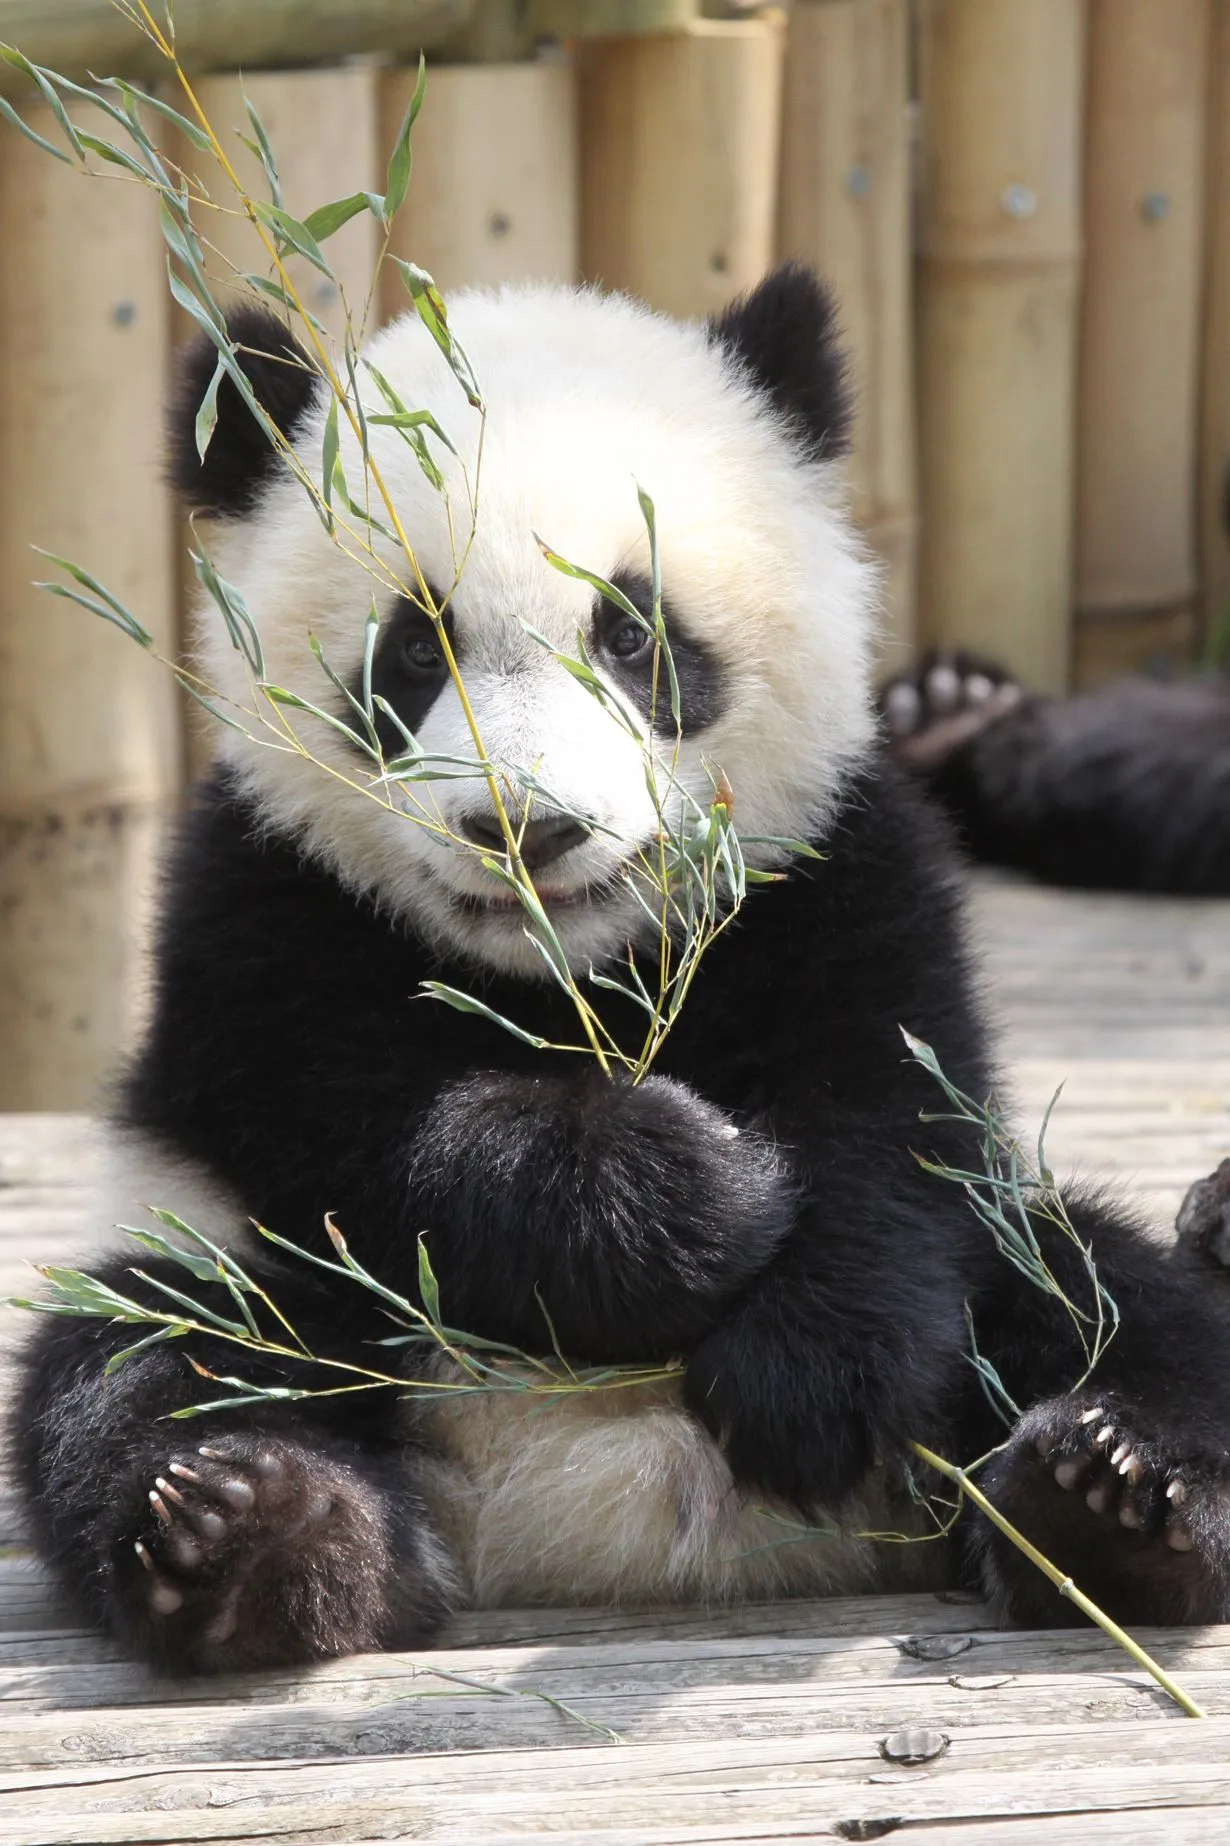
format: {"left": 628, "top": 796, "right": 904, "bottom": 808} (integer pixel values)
{"left": 5, "top": 1749, "right": 1230, "bottom": 1844}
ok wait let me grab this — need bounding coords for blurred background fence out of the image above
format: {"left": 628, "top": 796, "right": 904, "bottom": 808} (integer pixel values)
{"left": 1, "top": 0, "right": 1227, "bottom": 1109}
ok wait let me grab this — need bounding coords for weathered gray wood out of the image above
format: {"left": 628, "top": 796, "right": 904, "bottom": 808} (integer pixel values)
{"left": 0, "top": 876, "right": 1227, "bottom": 1838}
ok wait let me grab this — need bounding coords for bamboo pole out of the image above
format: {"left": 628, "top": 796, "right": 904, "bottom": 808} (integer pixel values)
{"left": 1075, "top": 0, "right": 1209, "bottom": 688}
{"left": 777, "top": 0, "right": 916, "bottom": 669}
{"left": 914, "top": 0, "right": 1084, "bottom": 695}
{"left": 578, "top": 17, "right": 786, "bottom": 320}
{"left": 167, "top": 68, "right": 382, "bottom": 781}
{"left": 379, "top": 59, "right": 578, "bottom": 313}
{"left": 1198, "top": 1, "right": 1230, "bottom": 657}
{"left": 0, "top": 0, "right": 471, "bottom": 90}
{"left": 0, "top": 108, "right": 180, "bottom": 1109}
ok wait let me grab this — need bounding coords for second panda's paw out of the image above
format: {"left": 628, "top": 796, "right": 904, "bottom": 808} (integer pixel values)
{"left": 972, "top": 1392, "right": 1230, "bottom": 1627}
{"left": 115, "top": 1432, "right": 450, "bottom": 1673}
{"left": 1176, "top": 1159, "right": 1230, "bottom": 1269}
{"left": 880, "top": 650, "right": 1024, "bottom": 772}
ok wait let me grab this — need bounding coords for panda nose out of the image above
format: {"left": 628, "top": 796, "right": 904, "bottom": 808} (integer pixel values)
{"left": 459, "top": 811, "right": 589, "bottom": 871}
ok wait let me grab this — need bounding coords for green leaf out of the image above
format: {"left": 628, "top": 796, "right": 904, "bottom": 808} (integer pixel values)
{"left": 236, "top": 273, "right": 328, "bottom": 340}
{"left": 420, "top": 983, "right": 549, "bottom": 1049}
{"left": 302, "top": 192, "right": 374, "bottom": 241}
{"left": 32, "top": 550, "right": 154, "bottom": 647}
{"left": 192, "top": 544, "right": 265, "bottom": 677}
{"left": 103, "top": 1325, "right": 187, "bottom": 1376}
{"left": 417, "top": 1234, "right": 442, "bottom": 1327}
{"left": 194, "top": 353, "right": 225, "bottom": 461}
{"left": 320, "top": 395, "right": 341, "bottom": 532}
{"left": 391, "top": 260, "right": 483, "bottom": 408}
{"left": 0, "top": 47, "right": 84, "bottom": 159}
{"left": 0, "top": 93, "right": 74, "bottom": 164}
{"left": 99, "top": 78, "right": 212, "bottom": 151}
{"left": 252, "top": 200, "right": 335, "bottom": 279}
{"left": 74, "top": 131, "right": 150, "bottom": 181}
{"left": 241, "top": 90, "right": 282, "bottom": 207}
{"left": 382, "top": 55, "right": 426, "bottom": 223}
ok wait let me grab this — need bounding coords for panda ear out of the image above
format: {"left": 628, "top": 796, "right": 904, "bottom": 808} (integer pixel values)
{"left": 707, "top": 263, "right": 853, "bottom": 461}
{"left": 168, "top": 305, "right": 322, "bottom": 517}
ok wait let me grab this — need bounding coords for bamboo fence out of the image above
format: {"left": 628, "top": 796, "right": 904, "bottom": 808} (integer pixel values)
{"left": 0, "top": 0, "right": 1227, "bottom": 1103}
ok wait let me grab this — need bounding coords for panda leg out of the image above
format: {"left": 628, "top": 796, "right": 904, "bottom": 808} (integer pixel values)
{"left": 962, "top": 1190, "right": 1230, "bottom": 1627}
{"left": 12, "top": 1254, "right": 459, "bottom": 1672}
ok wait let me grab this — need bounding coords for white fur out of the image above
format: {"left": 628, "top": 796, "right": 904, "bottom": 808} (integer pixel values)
{"left": 194, "top": 283, "right": 879, "bottom": 977}
{"left": 411, "top": 1365, "right": 943, "bottom": 1607}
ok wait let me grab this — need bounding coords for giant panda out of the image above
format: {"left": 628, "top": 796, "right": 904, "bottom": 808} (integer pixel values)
{"left": 14, "top": 265, "right": 1230, "bottom": 1674}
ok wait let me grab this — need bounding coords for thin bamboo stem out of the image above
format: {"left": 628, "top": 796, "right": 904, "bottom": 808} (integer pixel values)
{"left": 911, "top": 1441, "right": 1208, "bottom": 1720}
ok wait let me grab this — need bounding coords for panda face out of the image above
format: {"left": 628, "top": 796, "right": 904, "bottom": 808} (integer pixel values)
{"left": 182, "top": 273, "right": 879, "bottom": 977}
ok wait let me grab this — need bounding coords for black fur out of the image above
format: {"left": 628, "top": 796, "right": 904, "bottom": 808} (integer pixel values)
{"left": 707, "top": 263, "right": 853, "bottom": 461}
{"left": 882, "top": 650, "right": 1230, "bottom": 895}
{"left": 599, "top": 571, "right": 727, "bottom": 733}
{"left": 17, "top": 750, "right": 1230, "bottom": 1668}
{"left": 363, "top": 592, "right": 458, "bottom": 749}
{"left": 168, "top": 307, "right": 321, "bottom": 517}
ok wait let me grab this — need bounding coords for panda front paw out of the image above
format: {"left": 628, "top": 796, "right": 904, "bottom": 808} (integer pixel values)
{"left": 973, "top": 1392, "right": 1230, "bottom": 1627}
{"left": 113, "top": 1431, "right": 452, "bottom": 1672}
{"left": 683, "top": 1312, "right": 875, "bottom": 1517}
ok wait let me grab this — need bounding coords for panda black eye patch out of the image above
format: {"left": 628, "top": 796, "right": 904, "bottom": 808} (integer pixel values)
{"left": 356, "top": 593, "right": 457, "bottom": 753}
{"left": 594, "top": 571, "right": 727, "bottom": 734}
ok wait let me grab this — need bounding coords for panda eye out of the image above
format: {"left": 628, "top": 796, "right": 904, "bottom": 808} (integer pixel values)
{"left": 403, "top": 631, "right": 445, "bottom": 677}
{"left": 608, "top": 617, "right": 653, "bottom": 660}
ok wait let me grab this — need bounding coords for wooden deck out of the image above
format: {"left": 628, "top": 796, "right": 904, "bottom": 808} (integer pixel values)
{"left": 1, "top": 873, "right": 1229, "bottom": 1843}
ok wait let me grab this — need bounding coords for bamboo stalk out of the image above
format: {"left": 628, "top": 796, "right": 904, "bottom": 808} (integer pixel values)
{"left": 1075, "top": 0, "right": 1209, "bottom": 687}
{"left": 578, "top": 18, "right": 786, "bottom": 320}
{"left": 1198, "top": 0, "right": 1230, "bottom": 656}
{"left": 777, "top": 0, "right": 916, "bottom": 668}
{"left": 914, "top": 0, "right": 1085, "bottom": 695}
{"left": 911, "top": 1443, "right": 1207, "bottom": 1720}
{"left": 0, "top": 105, "right": 181, "bottom": 1108}
{"left": 379, "top": 59, "right": 578, "bottom": 312}
{"left": 0, "top": 0, "right": 471, "bottom": 89}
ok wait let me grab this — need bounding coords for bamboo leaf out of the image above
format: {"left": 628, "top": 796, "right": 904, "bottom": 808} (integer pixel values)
{"left": 382, "top": 55, "right": 426, "bottom": 221}
{"left": 252, "top": 201, "right": 334, "bottom": 279}
{"left": 241, "top": 90, "right": 282, "bottom": 207}
{"left": 194, "top": 353, "right": 225, "bottom": 461}
{"left": 391, "top": 260, "right": 483, "bottom": 407}
{"left": 417, "top": 1235, "right": 442, "bottom": 1328}
{"left": 420, "top": 983, "right": 549, "bottom": 1049}
{"left": 0, "top": 93, "right": 74, "bottom": 164}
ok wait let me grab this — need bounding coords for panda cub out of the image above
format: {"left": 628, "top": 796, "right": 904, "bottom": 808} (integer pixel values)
{"left": 15, "top": 266, "right": 1230, "bottom": 1673}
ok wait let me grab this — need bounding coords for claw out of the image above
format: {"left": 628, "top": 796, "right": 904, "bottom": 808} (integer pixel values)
{"left": 1117, "top": 1454, "right": 1143, "bottom": 1482}
{"left": 1094, "top": 1426, "right": 1115, "bottom": 1449}
{"left": 154, "top": 1476, "right": 186, "bottom": 1507}
{"left": 1167, "top": 1479, "right": 1188, "bottom": 1505}
{"left": 1110, "top": 1441, "right": 1131, "bottom": 1467}
{"left": 134, "top": 1540, "right": 155, "bottom": 1572}
{"left": 149, "top": 1490, "right": 172, "bottom": 1525}
{"left": 198, "top": 1446, "right": 229, "bottom": 1462}
{"left": 169, "top": 1463, "right": 201, "bottom": 1484}
{"left": 1079, "top": 1406, "right": 1106, "bottom": 1425}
